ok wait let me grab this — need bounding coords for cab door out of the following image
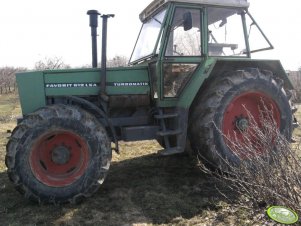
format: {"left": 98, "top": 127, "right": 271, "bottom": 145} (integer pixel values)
{"left": 157, "top": 6, "right": 204, "bottom": 107}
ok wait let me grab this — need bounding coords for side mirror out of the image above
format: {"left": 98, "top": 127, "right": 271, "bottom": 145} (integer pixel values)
{"left": 183, "top": 12, "right": 192, "bottom": 31}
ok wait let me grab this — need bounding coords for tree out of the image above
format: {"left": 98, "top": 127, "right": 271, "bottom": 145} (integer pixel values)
{"left": 0, "top": 67, "right": 26, "bottom": 94}
{"left": 107, "top": 55, "right": 128, "bottom": 67}
{"left": 34, "top": 57, "right": 70, "bottom": 70}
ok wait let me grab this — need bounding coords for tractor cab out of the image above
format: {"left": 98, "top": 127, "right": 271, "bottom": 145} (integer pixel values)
{"left": 130, "top": 0, "right": 272, "bottom": 63}
{"left": 130, "top": 0, "right": 273, "bottom": 104}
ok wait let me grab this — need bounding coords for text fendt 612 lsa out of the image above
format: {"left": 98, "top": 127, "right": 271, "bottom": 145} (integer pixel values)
{"left": 6, "top": 0, "right": 298, "bottom": 204}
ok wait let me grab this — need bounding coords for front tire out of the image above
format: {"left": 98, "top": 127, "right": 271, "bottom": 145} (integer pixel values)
{"left": 5, "top": 104, "right": 111, "bottom": 204}
{"left": 189, "top": 68, "right": 293, "bottom": 166}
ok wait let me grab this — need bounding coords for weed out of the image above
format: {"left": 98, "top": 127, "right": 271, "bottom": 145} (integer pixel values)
{"left": 199, "top": 103, "right": 301, "bottom": 221}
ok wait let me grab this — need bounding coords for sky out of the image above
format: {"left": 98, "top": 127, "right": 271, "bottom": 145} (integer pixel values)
{"left": 0, "top": 0, "right": 300, "bottom": 70}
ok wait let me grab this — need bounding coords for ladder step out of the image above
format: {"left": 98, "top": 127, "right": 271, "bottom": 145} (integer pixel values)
{"left": 158, "top": 147, "right": 185, "bottom": 156}
{"left": 157, "top": 129, "right": 182, "bottom": 136}
{"left": 293, "top": 121, "right": 299, "bottom": 129}
{"left": 154, "top": 113, "right": 178, "bottom": 119}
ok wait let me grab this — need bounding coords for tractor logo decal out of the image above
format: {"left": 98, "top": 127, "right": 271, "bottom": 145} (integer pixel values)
{"left": 45, "top": 83, "right": 99, "bottom": 88}
{"left": 45, "top": 82, "right": 149, "bottom": 88}
{"left": 107, "top": 82, "right": 149, "bottom": 87}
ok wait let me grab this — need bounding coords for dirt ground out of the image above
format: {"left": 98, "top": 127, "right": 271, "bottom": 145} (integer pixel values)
{"left": 0, "top": 93, "right": 297, "bottom": 226}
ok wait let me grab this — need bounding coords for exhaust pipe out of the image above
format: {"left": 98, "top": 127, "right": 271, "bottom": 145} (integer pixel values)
{"left": 100, "top": 14, "right": 114, "bottom": 99}
{"left": 87, "top": 10, "right": 114, "bottom": 100}
{"left": 87, "top": 10, "right": 101, "bottom": 68}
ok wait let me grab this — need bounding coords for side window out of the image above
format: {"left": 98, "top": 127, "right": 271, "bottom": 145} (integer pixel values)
{"left": 163, "top": 64, "right": 198, "bottom": 97}
{"left": 245, "top": 12, "right": 273, "bottom": 53}
{"left": 208, "top": 7, "right": 246, "bottom": 56}
{"left": 165, "top": 8, "right": 201, "bottom": 56}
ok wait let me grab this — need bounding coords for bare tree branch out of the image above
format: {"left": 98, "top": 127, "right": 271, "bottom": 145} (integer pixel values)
{"left": 34, "top": 57, "right": 70, "bottom": 70}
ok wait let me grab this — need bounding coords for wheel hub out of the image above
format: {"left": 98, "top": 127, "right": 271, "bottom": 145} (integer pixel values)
{"left": 51, "top": 146, "right": 71, "bottom": 165}
{"left": 235, "top": 117, "right": 249, "bottom": 132}
{"left": 223, "top": 91, "right": 281, "bottom": 159}
{"left": 30, "top": 131, "right": 89, "bottom": 187}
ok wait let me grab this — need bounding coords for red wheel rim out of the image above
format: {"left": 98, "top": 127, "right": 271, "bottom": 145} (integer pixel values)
{"left": 30, "top": 130, "right": 89, "bottom": 187}
{"left": 222, "top": 92, "right": 281, "bottom": 159}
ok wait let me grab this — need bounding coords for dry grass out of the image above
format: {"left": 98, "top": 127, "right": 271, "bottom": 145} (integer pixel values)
{"left": 0, "top": 94, "right": 20, "bottom": 172}
{"left": 0, "top": 94, "right": 300, "bottom": 225}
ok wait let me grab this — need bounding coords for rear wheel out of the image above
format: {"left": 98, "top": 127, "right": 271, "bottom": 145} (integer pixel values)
{"left": 5, "top": 104, "right": 111, "bottom": 204}
{"left": 189, "top": 68, "right": 293, "bottom": 166}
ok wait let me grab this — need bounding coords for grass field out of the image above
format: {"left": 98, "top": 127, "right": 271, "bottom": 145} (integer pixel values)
{"left": 0, "top": 93, "right": 299, "bottom": 226}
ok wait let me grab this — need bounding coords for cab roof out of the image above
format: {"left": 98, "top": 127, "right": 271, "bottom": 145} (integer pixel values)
{"left": 140, "top": 0, "right": 249, "bottom": 21}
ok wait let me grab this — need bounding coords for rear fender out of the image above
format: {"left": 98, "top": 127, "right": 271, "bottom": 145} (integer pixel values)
{"left": 209, "top": 59, "right": 293, "bottom": 90}
{"left": 184, "top": 59, "right": 293, "bottom": 110}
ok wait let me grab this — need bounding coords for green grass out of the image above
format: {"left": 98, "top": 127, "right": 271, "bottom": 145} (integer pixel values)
{"left": 0, "top": 93, "right": 300, "bottom": 225}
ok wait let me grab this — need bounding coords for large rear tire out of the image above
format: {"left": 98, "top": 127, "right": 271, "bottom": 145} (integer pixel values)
{"left": 5, "top": 104, "right": 111, "bottom": 204}
{"left": 189, "top": 68, "right": 293, "bottom": 166}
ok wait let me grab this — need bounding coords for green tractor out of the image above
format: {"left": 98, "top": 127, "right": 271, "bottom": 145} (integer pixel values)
{"left": 6, "top": 0, "right": 297, "bottom": 204}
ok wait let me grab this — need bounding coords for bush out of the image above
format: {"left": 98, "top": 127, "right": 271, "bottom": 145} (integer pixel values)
{"left": 199, "top": 103, "right": 301, "bottom": 215}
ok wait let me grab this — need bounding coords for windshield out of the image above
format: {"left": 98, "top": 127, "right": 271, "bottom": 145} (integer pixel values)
{"left": 130, "top": 9, "right": 166, "bottom": 63}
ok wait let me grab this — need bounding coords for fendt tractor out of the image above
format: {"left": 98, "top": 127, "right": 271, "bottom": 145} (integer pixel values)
{"left": 5, "top": 0, "right": 297, "bottom": 204}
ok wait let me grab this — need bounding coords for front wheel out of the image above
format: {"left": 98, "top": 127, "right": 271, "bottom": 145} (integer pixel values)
{"left": 5, "top": 104, "right": 111, "bottom": 204}
{"left": 189, "top": 68, "right": 293, "bottom": 167}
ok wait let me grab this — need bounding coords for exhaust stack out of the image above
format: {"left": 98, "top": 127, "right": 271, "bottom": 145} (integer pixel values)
{"left": 87, "top": 10, "right": 114, "bottom": 99}
{"left": 100, "top": 14, "right": 114, "bottom": 98}
{"left": 87, "top": 10, "right": 101, "bottom": 68}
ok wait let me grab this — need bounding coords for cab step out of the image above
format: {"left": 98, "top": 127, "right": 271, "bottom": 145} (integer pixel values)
{"left": 154, "top": 113, "right": 178, "bottom": 119}
{"left": 158, "top": 147, "right": 184, "bottom": 156}
{"left": 155, "top": 108, "right": 188, "bottom": 156}
{"left": 157, "top": 129, "right": 182, "bottom": 136}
